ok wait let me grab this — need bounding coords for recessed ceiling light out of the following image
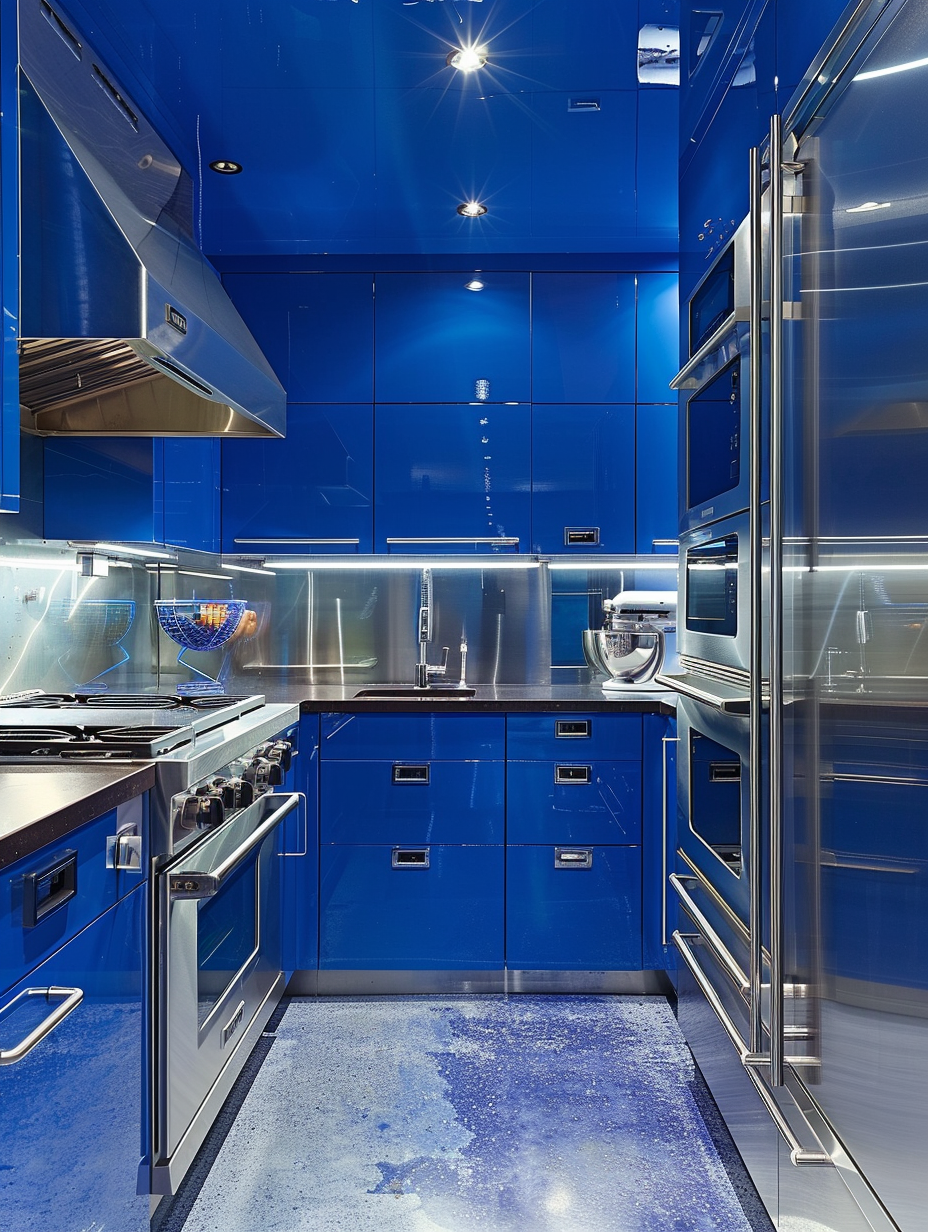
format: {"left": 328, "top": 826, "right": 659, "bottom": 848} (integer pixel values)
{"left": 457, "top": 201, "right": 488, "bottom": 218}
{"left": 464, "top": 278, "right": 485, "bottom": 291}
{"left": 846, "top": 201, "right": 891, "bottom": 212}
{"left": 446, "top": 45, "right": 488, "bottom": 72}
{"left": 209, "top": 160, "right": 243, "bottom": 175}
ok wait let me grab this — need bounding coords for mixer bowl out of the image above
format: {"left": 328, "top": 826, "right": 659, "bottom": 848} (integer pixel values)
{"left": 582, "top": 624, "right": 665, "bottom": 684}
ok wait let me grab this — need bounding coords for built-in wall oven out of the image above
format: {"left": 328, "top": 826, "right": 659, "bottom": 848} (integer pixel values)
{"left": 673, "top": 216, "right": 765, "bottom": 536}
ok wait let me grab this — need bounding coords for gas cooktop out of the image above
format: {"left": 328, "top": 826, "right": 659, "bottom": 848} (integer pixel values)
{"left": 0, "top": 691, "right": 254, "bottom": 710}
{"left": 0, "top": 724, "right": 195, "bottom": 759}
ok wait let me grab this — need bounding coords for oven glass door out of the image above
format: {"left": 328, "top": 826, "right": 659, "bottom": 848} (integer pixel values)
{"left": 685, "top": 533, "right": 739, "bottom": 636}
{"left": 196, "top": 853, "right": 260, "bottom": 1027}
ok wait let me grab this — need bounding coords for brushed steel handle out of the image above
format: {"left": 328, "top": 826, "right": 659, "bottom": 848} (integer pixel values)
{"left": 385, "top": 537, "right": 519, "bottom": 546}
{"left": 555, "top": 719, "right": 591, "bottom": 739}
{"left": 392, "top": 848, "right": 430, "bottom": 869}
{"left": 170, "top": 792, "right": 300, "bottom": 899}
{"left": 661, "top": 733, "right": 679, "bottom": 946}
{"left": 22, "top": 850, "right": 77, "bottom": 928}
{"left": 233, "top": 538, "right": 360, "bottom": 545}
{"left": 554, "top": 765, "right": 591, "bottom": 785}
{"left": 670, "top": 874, "right": 748, "bottom": 992}
{"left": 554, "top": 848, "right": 593, "bottom": 869}
{"left": 392, "top": 764, "right": 430, "bottom": 785}
{"left": 0, "top": 987, "right": 84, "bottom": 1066}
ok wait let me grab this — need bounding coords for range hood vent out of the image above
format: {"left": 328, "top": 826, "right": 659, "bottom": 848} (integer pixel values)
{"left": 17, "top": 0, "right": 286, "bottom": 438}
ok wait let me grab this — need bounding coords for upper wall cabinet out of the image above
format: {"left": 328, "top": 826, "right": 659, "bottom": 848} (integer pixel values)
{"left": 532, "top": 274, "right": 636, "bottom": 404}
{"left": 374, "top": 403, "right": 531, "bottom": 553}
{"left": 374, "top": 273, "right": 530, "bottom": 404}
{"left": 0, "top": 0, "right": 19, "bottom": 513}
{"left": 44, "top": 438, "right": 221, "bottom": 552}
{"left": 531, "top": 405, "right": 635, "bottom": 555}
{"left": 637, "top": 273, "right": 680, "bottom": 404}
{"left": 223, "top": 273, "right": 374, "bottom": 404}
{"left": 221, "top": 404, "right": 373, "bottom": 554}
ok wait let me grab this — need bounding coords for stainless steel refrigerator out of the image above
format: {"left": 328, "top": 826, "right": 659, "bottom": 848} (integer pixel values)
{"left": 666, "top": 1, "right": 928, "bottom": 1228}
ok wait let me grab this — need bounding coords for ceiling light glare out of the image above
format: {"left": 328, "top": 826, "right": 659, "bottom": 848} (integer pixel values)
{"left": 846, "top": 201, "right": 892, "bottom": 212}
{"left": 209, "top": 160, "right": 243, "bottom": 174}
{"left": 457, "top": 201, "right": 488, "bottom": 218}
{"left": 446, "top": 45, "right": 488, "bottom": 73}
{"left": 464, "top": 278, "right": 485, "bottom": 291}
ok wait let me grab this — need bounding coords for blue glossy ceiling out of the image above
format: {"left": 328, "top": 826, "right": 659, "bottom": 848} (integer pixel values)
{"left": 54, "top": 0, "right": 680, "bottom": 257}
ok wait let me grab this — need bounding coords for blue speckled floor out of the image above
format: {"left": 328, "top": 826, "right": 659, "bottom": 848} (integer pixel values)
{"left": 169, "top": 996, "right": 771, "bottom": 1232}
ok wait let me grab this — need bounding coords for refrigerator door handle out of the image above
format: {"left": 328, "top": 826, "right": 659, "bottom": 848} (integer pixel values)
{"left": 673, "top": 932, "right": 832, "bottom": 1167}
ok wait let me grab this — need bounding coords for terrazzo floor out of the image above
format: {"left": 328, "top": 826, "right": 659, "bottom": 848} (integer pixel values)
{"left": 159, "top": 996, "right": 774, "bottom": 1232}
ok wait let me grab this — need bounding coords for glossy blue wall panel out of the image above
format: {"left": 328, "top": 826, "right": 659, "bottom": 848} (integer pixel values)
{"left": 636, "top": 404, "right": 680, "bottom": 552}
{"left": 531, "top": 404, "right": 635, "bottom": 554}
{"left": 221, "top": 404, "right": 373, "bottom": 553}
{"left": 221, "top": 275, "right": 290, "bottom": 386}
{"left": 44, "top": 439, "right": 163, "bottom": 543}
{"left": 505, "top": 845, "right": 642, "bottom": 970}
{"left": 530, "top": 93, "right": 638, "bottom": 245}
{"left": 506, "top": 713, "right": 643, "bottom": 762}
{"left": 0, "top": 0, "right": 19, "bottom": 512}
{"left": 374, "top": 274, "right": 530, "bottom": 404}
{"left": 374, "top": 404, "right": 531, "bottom": 552}
{"left": 531, "top": 274, "right": 636, "bottom": 403}
{"left": 0, "top": 887, "right": 147, "bottom": 1231}
{"left": 321, "top": 712, "right": 504, "bottom": 761}
{"left": 642, "top": 713, "right": 677, "bottom": 971}
{"left": 637, "top": 273, "right": 680, "bottom": 403}
{"left": 164, "top": 439, "right": 221, "bottom": 552}
{"left": 637, "top": 89, "right": 679, "bottom": 248}
{"left": 0, "top": 809, "right": 121, "bottom": 994}
{"left": 775, "top": 0, "right": 849, "bottom": 105}
{"left": 282, "top": 717, "right": 319, "bottom": 974}
{"left": 322, "top": 761, "right": 504, "bottom": 845}
{"left": 319, "top": 844, "right": 504, "bottom": 970}
{"left": 506, "top": 762, "right": 642, "bottom": 845}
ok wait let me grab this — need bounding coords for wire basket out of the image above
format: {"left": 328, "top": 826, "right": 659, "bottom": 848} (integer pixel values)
{"left": 154, "top": 600, "right": 247, "bottom": 652}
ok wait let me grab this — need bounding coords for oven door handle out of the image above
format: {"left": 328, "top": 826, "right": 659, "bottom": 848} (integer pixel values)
{"left": 169, "top": 793, "right": 300, "bottom": 900}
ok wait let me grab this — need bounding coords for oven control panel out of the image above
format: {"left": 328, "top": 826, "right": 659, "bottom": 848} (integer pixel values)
{"left": 172, "top": 734, "right": 296, "bottom": 836}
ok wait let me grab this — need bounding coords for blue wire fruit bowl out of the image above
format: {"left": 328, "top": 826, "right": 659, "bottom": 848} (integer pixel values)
{"left": 154, "top": 600, "right": 248, "bottom": 652}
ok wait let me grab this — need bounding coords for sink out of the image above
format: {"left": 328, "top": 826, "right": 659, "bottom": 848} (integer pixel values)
{"left": 353, "top": 686, "right": 477, "bottom": 699}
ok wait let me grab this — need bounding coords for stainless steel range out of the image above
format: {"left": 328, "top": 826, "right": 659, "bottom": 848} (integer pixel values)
{"left": 0, "top": 689, "right": 301, "bottom": 1197}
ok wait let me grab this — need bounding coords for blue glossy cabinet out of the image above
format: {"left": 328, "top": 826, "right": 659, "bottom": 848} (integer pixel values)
{"left": 0, "top": 887, "right": 148, "bottom": 1231}
{"left": 0, "top": 0, "right": 18, "bottom": 513}
{"left": 636, "top": 404, "right": 679, "bottom": 553}
{"left": 531, "top": 273, "right": 636, "bottom": 404}
{"left": 531, "top": 404, "right": 635, "bottom": 554}
{"left": 0, "top": 798, "right": 148, "bottom": 1231}
{"left": 223, "top": 273, "right": 374, "bottom": 403}
{"left": 637, "top": 273, "right": 680, "bottom": 405}
{"left": 374, "top": 403, "right": 531, "bottom": 553}
{"left": 374, "top": 272, "right": 530, "bottom": 405}
{"left": 506, "top": 712, "right": 644, "bottom": 972}
{"left": 221, "top": 404, "right": 373, "bottom": 553}
{"left": 44, "top": 437, "right": 221, "bottom": 551}
{"left": 319, "top": 712, "right": 505, "bottom": 971}
{"left": 642, "top": 714, "right": 677, "bottom": 973}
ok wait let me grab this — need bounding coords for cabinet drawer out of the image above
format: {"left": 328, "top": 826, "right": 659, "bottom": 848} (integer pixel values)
{"left": 1, "top": 809, "right": 123, "bottom": 995}
{"left": 321, "top": 712, "right": 504, "bottom": 760}
{"left": 320, "top": 844, "right": 503, "bottom": 970}
{"left": 506, "top": 761, "right": 641, "bottom": 845}
{"left": 322, "top": 760, "right": 503, "bottom": 844}
{"left": 506, "top": 845, "right": 642, "bottom": 970}
{"left": 506, "top": 713, "right": 642, "bottom": 761}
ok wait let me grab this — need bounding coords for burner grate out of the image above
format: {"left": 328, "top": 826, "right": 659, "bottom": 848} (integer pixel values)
{"left": 96, "top": 726, "right": 179, "bottom": 742}
{"left": 79, "top": 694, "right": 181, "bottom": 708}
{"left": 0, "top": 727, "right": 76, "bottom": 741}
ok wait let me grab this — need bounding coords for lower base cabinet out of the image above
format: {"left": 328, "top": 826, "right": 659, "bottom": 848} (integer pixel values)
{"left": 506, "top": 845, "right": 642, "bottom": 970}
{"left": 320, "top": 844, "right": 504, "bottom": 970}
{"left": 0, "top": 885, "right": 147, "bottom": 1231}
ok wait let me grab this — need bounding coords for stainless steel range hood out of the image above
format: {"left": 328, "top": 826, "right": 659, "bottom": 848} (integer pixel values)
{"left": 17, "top": 0, "right": 286, "bottom": 437}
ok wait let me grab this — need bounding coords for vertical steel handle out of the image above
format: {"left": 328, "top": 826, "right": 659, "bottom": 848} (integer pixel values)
{"left": 768, "top": 112, "right": 786, "bottom": 1088}
{"left": 661, "top": 733, "right": 679, "bottom": 946}
{"left": 748, "top": 141, "right": 766, "bottom": 1061}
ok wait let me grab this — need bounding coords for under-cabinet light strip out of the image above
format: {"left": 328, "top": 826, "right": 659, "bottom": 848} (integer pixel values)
{"left": 264, "top": 557, "right": 541, "bottom": 571}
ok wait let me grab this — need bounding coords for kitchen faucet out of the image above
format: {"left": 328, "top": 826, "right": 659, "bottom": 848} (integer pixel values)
{"left": 415, "top": 569, "right": 449, "bottom": 688}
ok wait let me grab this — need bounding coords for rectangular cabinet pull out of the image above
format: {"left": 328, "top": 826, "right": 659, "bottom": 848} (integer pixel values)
{"left": 555, "top": 720, "right": 591, "bottom": 739}
{"left": 392, "top": 764, "right": 430, "bottom": 785}
{"left": 554, "top": 847, "right": 593, "bottom": 870}
{"left": 555, "top": 765, "right": 592, "bottom": 785}
{"left": 564, "top": 527, "right": 600, "bottom": 546}
{"left": 22, "top": 850, "right": 77, "bottom": 928}
{"left": 392, "top": 849, "right": 430, "bottom": 869}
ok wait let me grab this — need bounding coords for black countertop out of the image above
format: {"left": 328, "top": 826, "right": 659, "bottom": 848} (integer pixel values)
{"left": 0, "top": 763, "right": 156, "bottom": 872}
{"left": 247, "top": 682, "right": 677, "bottom": 715}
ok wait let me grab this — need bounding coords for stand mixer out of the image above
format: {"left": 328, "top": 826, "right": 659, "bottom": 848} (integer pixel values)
{"left": 582, "top": 590, "right": 678, "bottom": 692}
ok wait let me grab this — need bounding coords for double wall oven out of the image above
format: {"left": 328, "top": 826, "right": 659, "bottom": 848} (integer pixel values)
{"left": 0, "top": 690, "right": 301, "bottom": 1197}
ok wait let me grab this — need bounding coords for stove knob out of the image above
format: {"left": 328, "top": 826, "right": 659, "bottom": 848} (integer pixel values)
{"left": 179, "top": 791, "right": 225, "bottom": 830}
{"left": 224, "top": 777, "right": 255, "bottom": 810}
{"left": 213, "top": 779, "right": 238, "bottom": 810}
{"left": 258, "top": 740, "right": 293, "bottom": 773}
{"left": 243, "top": 757, "right": 272, "bottom": 795}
